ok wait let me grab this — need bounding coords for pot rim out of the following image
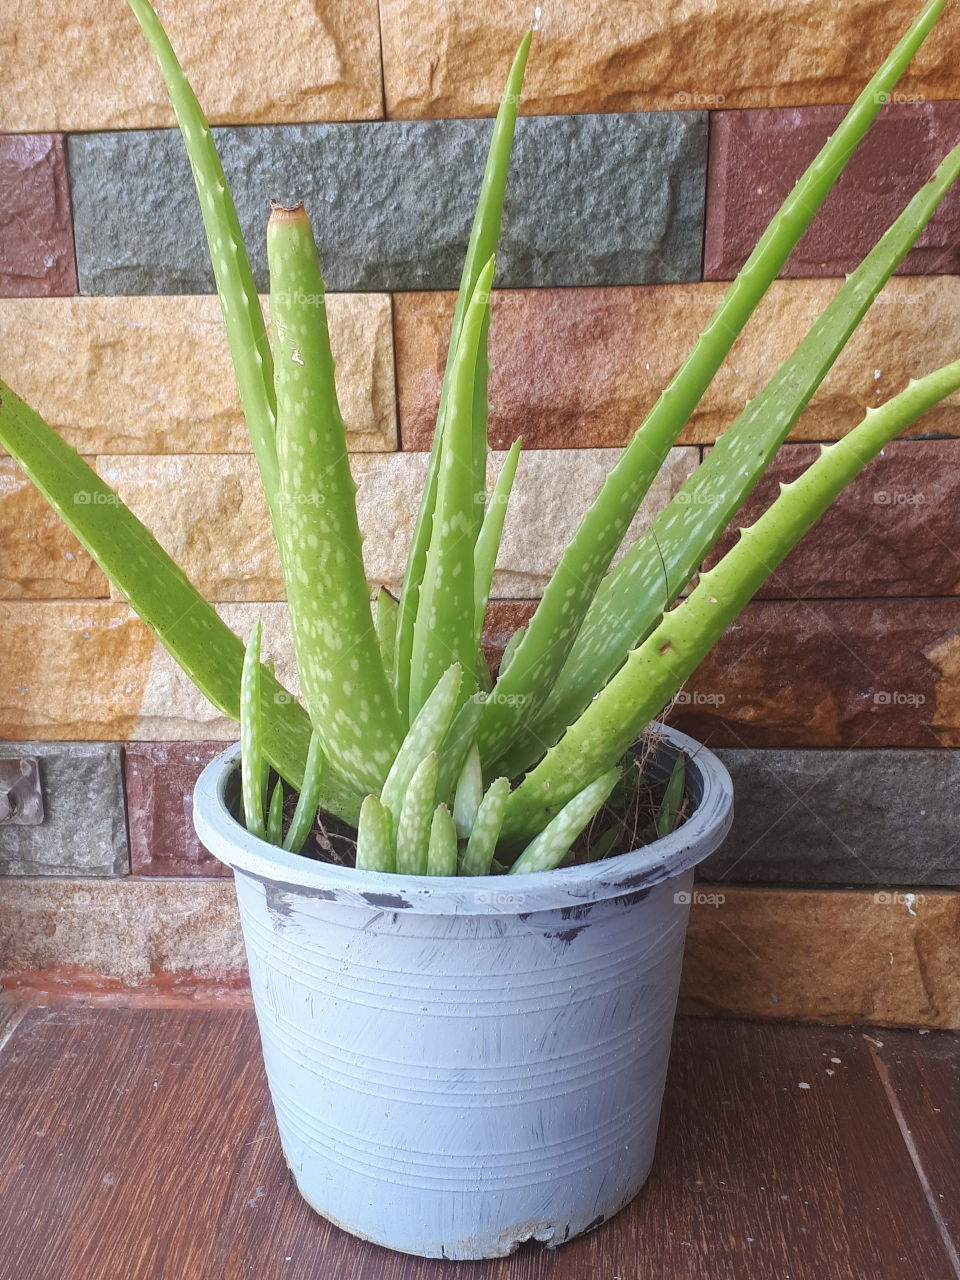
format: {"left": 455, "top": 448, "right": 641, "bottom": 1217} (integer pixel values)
{"left": 193, "top": 722, "right": 733, "bottom": 915}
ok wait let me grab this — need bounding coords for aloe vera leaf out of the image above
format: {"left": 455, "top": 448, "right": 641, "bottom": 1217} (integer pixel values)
{"left": 434, "top": 694, "right": 485, "bottom": 803}
{"left": 459, "top": 776, "right": 511, "bottom": 877}
{"left": 0, "top": 382, "right": 364, "bottom": 820}
{"left": 475, "top": 0, "right": 949, "bottom": 766}
{"left": 474, "top": 438, "right": 522, "bottom": 636}
{"left": 409, "top": 259, "right": 496, "bottom": 716}
{"left": 579, "top": 823, "right": 622, "bottom": 865}
{"left": 509, "top": 768, "right": 620, "bottom": 874}
{"left": 453, "top": 743, "right": 484, "bottom": 839}
{"left": 394, "top": 34, "right": 531, "bottom": 719}
{"left": 498, "top": 626, "right": 526, "bottom": 677}
{"left": 475, "top": 652, "right": 495, "bottom": 695}
{"left": 654, "top": 755, "right": 686, "bottom": 840}
{"left": 125, "top": 0, "right": 278, "bottom": 510}
{"left": 395, "top": 753, "right": 439, "bottom": 876}
{"left": 380, "top": 664, "right": 462, "bottom": 822}
{"left": 267, "top": 203, "right": 403, "bottom": 794}
{"left": 240, "top": 621, "right": 267, "bottom": 838}
{"left": 375, "top": 587, "right": 400, "bottom": 689}
{"left": 472, "top": 304, "right": 493, "bottom": 520}
{"left": 497, "top": 138, "right": 960, "bottom": 778}
{"left": 282, "top": 730, "right": 325, "bottom": 853}
{"left": 266, "top": 776, "right": 285, "bottom": 845}
{"left": 502, "top": 358, "right": 960, "bottom": 842}
{"left": 427, "top": 804, "right": 459, "bottom": 877}
{"left": 356, "top": 793, "right": 395, "bottom": 872}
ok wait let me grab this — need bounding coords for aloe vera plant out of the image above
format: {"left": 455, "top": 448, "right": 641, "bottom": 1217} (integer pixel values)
{"left": 1, "top": 0, "right": 957, "bottom": 876}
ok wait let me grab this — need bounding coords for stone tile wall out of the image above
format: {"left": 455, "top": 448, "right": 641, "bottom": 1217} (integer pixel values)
{"left": 1, "top": 1, "right": 958, "bottom": 1024}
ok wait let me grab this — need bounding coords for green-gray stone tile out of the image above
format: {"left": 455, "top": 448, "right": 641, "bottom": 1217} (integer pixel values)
{"left": 0, "top": 742, "right": 128, "bottom": 877}
{"left": 68, "top": 114, "right": 707, "bottom": 294}
{"left": 701, "top": 748, "right": 960, "bottom": 887}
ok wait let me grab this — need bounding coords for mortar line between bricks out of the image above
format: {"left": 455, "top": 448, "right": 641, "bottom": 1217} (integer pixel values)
{"left": 4, "top": 594, "right": 960, "bottom": 606}
{"left": 373, "top": 0, "right": 387, "bottom": 121}
{"left": 387, "top": 293, "right": 405, "bottom": 451}
{"left": 700, "top": 110, "right": 716, "bottom": 282}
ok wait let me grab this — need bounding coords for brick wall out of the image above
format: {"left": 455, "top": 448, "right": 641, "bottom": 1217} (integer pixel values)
{"left": 1, "top": 0, "right": 958, "bottom": 1026}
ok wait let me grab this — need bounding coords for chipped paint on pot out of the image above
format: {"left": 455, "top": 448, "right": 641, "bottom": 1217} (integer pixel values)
{"left": 194, "top": 724, "right": 733, "bottom": 1259}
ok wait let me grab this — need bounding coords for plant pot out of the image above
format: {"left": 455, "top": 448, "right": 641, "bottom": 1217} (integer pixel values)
{"left": 193, "top": 723, "right": 733, "bottom": 1259}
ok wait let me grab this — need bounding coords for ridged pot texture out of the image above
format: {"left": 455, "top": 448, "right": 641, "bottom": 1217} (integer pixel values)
{"left": 194, "top": 724, "right": 733, "bottom": 1258}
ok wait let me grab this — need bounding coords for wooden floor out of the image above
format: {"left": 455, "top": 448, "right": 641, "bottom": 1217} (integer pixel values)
{"left": 0, "top": 1002, "right": 956, "bottom": 1280}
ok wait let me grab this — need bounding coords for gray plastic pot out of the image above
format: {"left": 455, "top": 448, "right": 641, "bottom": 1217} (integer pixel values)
{"left": 193, "top": 723, "right": 733, "bottom": 1259}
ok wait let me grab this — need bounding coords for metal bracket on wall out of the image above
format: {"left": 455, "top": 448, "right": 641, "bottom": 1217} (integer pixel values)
{"left": 0, "top": 757, "right": 44, "bottom": 825}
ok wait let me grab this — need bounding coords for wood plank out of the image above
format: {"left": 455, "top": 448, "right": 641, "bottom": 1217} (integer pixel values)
{"left": 0, "top": 1008, "right": 954, "bottom": 1279}
{"left": 870, "top": 1029, "right": 960, "bottom": 1273}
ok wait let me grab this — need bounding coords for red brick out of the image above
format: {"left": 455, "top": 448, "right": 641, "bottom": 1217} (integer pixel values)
{"left": 124, "top": 743, "right": 230, "bottom": 877}
{"left": 703, "top": 440, "right": 960, "bottom": 597}
{"left": 482, "top": 600, "right": 537, "bottom": 673}
{"left": 0, "top": 135, "right": 77, "bottom": 296}
{"left": 394, "top": 280, "right": 960, "bottom": 450}
{"left": 671, "top": 599, "right": 960, "bottom": 748}
{"left": 705, "top": 102, "right": 960, "bottom": 280}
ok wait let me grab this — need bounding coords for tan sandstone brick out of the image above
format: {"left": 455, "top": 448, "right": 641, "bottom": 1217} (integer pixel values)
{"left": 395, "top": 278, "right": 960, "bottom": 449}
{"left": 380, "top": 0, "right": 959, "bottom": 118}
{"left": 0, "top": 295, "right": 396, "bottom": 455}
{"left": 95, "top": 448, "right": 697, "bottom": 602}
{"left": 2, "top": 0, "right": 382, "bottom": 132}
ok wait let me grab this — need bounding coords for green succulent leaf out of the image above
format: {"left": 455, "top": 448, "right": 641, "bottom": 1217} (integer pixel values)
{"left": 502, "top": 357, "right": 960, "bottom": 843}
{"left": 240, "top": 620, "right": 266, "bottom": 839}
{"left": 453, "top": 743, "right": 484, "bottom": 839}
{"left": 375, "top": 587, "right": 400, "bottom": 693}
{"left": 434, "top": 695, "right": 485, "bottom": 803}
{"left": 266, "top": 776, "right": 285, "bottom": 846}
{"left": 282, "top": 730, "right": 325, "bottom": 853}
{"left": 459, "top": 776, "right": 511, "bottom": 877}
{"left": 0, "top": 381, "right": 362, "bottom": 820}
{"left": 395, "top": 33, "right": 531, "bottom": 720}
{"left": 474, "top": 438, "right": 522, "bottom": 637}
{"left": 409, "top": 258, "right": 496, "bottom": 717}
{"left": 427, "top": 804, "right": 459, "bottom": 877}
{"left": 477, "top": 0, "right": 951, "bottom": 769}
{"left": 356, "top": 793, "right": 395, "bottom": 872}
{"left": 509, "top": 768, "right": 620, "bottom": 874}
{"left": 396, "top": 753, "right": 439, "bottom": 876}
{"left": 655, "top": 755, "right": 686, "bottom": 840}
{"left": 380, "top": 664, "right": 462, "bottom": 822}
{"left": 497, "top": 137, "right": 960, "bottom": 776}
{"left": 267, "top": 203, "right": 403, "bottom": 794}
{"left": 126, "top": 0, "right": 278, "bottom": 513}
